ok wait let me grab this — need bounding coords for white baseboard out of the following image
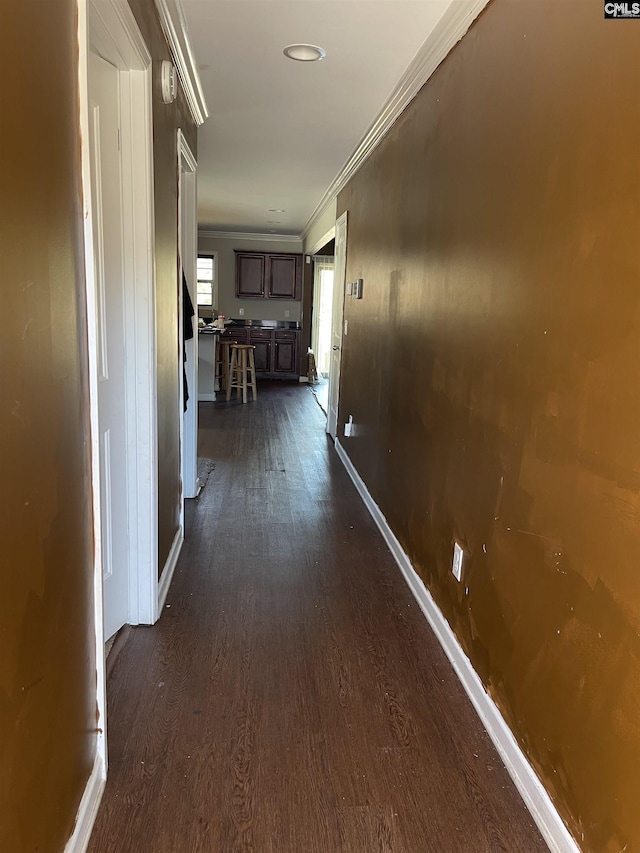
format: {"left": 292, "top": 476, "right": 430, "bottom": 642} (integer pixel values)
{"left": 198, "top": 392, "right": 216, "bottom": 402}
{"left": 64, "top": 752, "right": 106, "bottom": 853}
{"left": 158, "top": 526, "right": 183, "bottom": 611}
{"left": 298, "top": 376, "right": 309, "bottom": 383}
{"left": 334, "top": 438, "right": 581, "bottom": 853}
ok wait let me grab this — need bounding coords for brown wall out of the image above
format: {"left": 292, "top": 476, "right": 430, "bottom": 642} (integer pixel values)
{"left": 337, "top": 1, "right": 640, "bottom": 850}
{"left": 0, "top": 3, "right": 97, "bottom": 851}
{"left": 127, "top": 0, "right": 197, "bottom": 572}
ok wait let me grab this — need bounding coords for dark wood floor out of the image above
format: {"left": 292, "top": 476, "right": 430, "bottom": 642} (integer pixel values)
{"left": 89, "top": 382, "right": 547, "bottom": 853}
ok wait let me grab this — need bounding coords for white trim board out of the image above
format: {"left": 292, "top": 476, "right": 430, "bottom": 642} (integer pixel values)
{"left": 301, "top": 0, "right": 492, "bottom": 245}
{"left": 199, "top": 229, "right": 303, "bottom": 245}
{"left": 154, "top": 0, "right": 208, "bottom": 125}
{"left": 78, "top": 0, "right": 108, "bottom": 785}
{"left": 334, "top": 438, "right": 582, "bottom": 853}
{"left": 307, "top": 226, "right": 336, "bottom": 258}
{"left": 64, "top": 753, "right": 106, "bottom": 853}
{"left": 158, "top": 527, "right": 184, "bottom": 611}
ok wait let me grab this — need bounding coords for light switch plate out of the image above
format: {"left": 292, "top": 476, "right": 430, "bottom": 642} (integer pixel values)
{"left": 452, "top": 542, "right": 464, "bottom": 582}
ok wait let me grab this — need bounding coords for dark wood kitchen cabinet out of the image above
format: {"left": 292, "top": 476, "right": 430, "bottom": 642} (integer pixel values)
{"left": 235, "top": 253, "right": 265, "bottom": 298}
{"left": 220, "top": 327, "right": 300, "bottom": 379}
{"left": 235, "top": 251, "right": 302, "bottom": 300}
{"left": 273, "top": 331, "right": 298, "bottom": 374}
{"left": 248, "top": 329, "right": 272, "bottom": 373}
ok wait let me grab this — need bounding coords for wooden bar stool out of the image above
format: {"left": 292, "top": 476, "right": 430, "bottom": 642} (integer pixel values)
{"left": 215, "top": 338, "right": 236, "bottom": 392}
{"left": 227, "top": 344, "right": 257, "bottom": 403}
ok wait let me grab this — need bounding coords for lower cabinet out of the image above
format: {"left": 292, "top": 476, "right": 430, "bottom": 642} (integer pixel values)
{"left": 273, "top": 331, "right": 298, "bottom": 374}
{"left": 248, "top": 330, "right": 271, "bottom": 373}
{"left": 220, "top": 327, "right": 299, "bottom": 379}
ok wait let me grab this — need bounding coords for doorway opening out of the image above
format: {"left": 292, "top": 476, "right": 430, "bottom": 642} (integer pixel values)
{"left": 310, "top": 253, "right": 334, "bottom": 414}
{"left": 179, "top": 132, "right": 199, "bottom": 502}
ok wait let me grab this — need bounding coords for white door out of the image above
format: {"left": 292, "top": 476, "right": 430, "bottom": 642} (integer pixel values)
{"left": 89, "top": 51, "right": 129, "bottom": 640}
{"left": 326, "top": 212, "right": 347, "bottom": 438}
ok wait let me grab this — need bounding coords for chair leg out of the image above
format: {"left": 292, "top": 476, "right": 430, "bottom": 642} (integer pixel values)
{"left": 226, "top": 348, "right": 237, "bottom": 401}
{"left": 241, "top": 349, "right": 248, "bottom": 404}
{"left": 213, "top": 337, "right": 220, "bottom": 392}
{"left": 248, "top": 349, "right": 257, "bottom": 401}
{"left": 221, "top": 344, "right": 229, "bottom": 391}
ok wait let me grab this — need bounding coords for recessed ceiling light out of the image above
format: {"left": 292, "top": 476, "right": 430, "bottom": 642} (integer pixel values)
{"left": 283, "top": 44, "right": 326, "bottom": 62}
{"left": 268, "top": 208, "right": 285, "bottom": 213}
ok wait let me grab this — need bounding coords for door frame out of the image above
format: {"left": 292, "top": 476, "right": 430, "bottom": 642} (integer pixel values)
{"left": 179, "top": 131, "right": 199, "bottom": 500}
{"left": 310, "top": 252, "right": 335, "bottom": 377}
{"left": 74, "top": 0, "right": 157, "bottom": 831}
{"left": 326, "top": 211, "right": 347, "bottom": 438}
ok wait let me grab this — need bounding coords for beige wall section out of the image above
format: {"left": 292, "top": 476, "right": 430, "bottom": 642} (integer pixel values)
{"left": 336, "top": 1, "right": 640, "bottom": 850}
{"left": 303, "top": 197, "right": 337, "bottom": 255}
{"left": 198, "top": 234, "right": 303, "bottom": 322}
{"left": 127, "top": 0, "right": 197, "bottom": 574}
{"left": 0, "top": 3, "right": 97, "bottom": 851}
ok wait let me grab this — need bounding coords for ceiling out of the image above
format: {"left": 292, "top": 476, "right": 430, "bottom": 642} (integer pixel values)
{"left": 181, "top": 0, "right": 454, "bottom": 237}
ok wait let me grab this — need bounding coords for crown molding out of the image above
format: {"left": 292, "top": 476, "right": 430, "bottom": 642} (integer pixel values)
{"left": 301, "top": 0, "right": 491, "bottom": 243}
{"left": 154, "top": 0, "right": 209, "bottom": 126}
{"left": 199, "top": 230, "right": 303, "bottom": 245}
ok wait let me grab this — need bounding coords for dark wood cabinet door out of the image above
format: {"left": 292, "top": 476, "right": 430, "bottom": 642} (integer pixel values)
{"left": 249, "top": 335, "right": 271, "bottom": 373}
{"left": 267, "top": 254, "right": 301, "bottom": 300}
{"left": 273, "top": 337, "right": 298, "bottom": 374}
{"left": 236, "top": 253, "right": 265, "bottom": 297}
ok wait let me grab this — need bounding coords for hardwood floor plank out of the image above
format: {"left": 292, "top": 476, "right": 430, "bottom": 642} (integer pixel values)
{"left": 89, "top": 382, "right": 547, "bottom": 853}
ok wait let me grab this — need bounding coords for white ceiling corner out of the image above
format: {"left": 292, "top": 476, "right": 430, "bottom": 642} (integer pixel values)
{"left": 301, "top": 0, "right": 493, "bottom": 242}
{"left": 154, "top": 0, "right": 209, "bottom": 125}
{"left": 180, "top": 0, "right": 491, "bottom": 237}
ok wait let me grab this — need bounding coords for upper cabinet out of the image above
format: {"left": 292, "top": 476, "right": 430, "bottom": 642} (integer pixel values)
{"left": 235, "top": 251, "right": 302, "bottom": 301}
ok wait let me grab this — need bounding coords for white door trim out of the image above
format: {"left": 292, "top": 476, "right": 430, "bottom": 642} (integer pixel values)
{"left": 326, "top": 211, "right": 347, "bottom": 439}
{"left": 75, "top": 2, "right": 108, "bottom": 835}
{"left": 179, "top": 130, "right": 199, "bottom": 500}
{"left": 72, "top": 0, "right": 157, "bottom": 845}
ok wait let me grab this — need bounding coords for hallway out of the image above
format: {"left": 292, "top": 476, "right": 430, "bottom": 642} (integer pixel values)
{"left": 89, "top": 383, "right": 546, "bottom": 853}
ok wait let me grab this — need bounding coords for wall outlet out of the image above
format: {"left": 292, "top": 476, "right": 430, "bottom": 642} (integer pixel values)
{"left": 344, "top": 415, "right": 354, "bottom": 437}
{"left": 284, "top": 309, "right": 290, "bottom": 317}
{"left": 353, "top": 278, "right": 363, "bottom": 299}
{"left": 346, "top": 281, "right": 353, "bottom": 296}
{"left": 452, "top": 542, "right": 464, "bottom": 582}
{"left": 238, "top": 308, "right": 244, "bottom": 316}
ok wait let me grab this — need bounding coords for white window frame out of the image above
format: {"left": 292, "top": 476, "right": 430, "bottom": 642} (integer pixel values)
{"left": 197, "top": 252, "right": 217, "bottom": 308}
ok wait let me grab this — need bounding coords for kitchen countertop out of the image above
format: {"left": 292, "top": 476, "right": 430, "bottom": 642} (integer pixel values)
{"left": 199, "top": 319, "right": 301, "bottom": 334}
{"left": 225, "top": 319, "right": 301, "bottom": 330}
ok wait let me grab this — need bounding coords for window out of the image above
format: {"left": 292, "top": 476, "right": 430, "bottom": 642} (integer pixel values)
{"left": 197, "top": 254, "right": 217, "bottom": 306}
